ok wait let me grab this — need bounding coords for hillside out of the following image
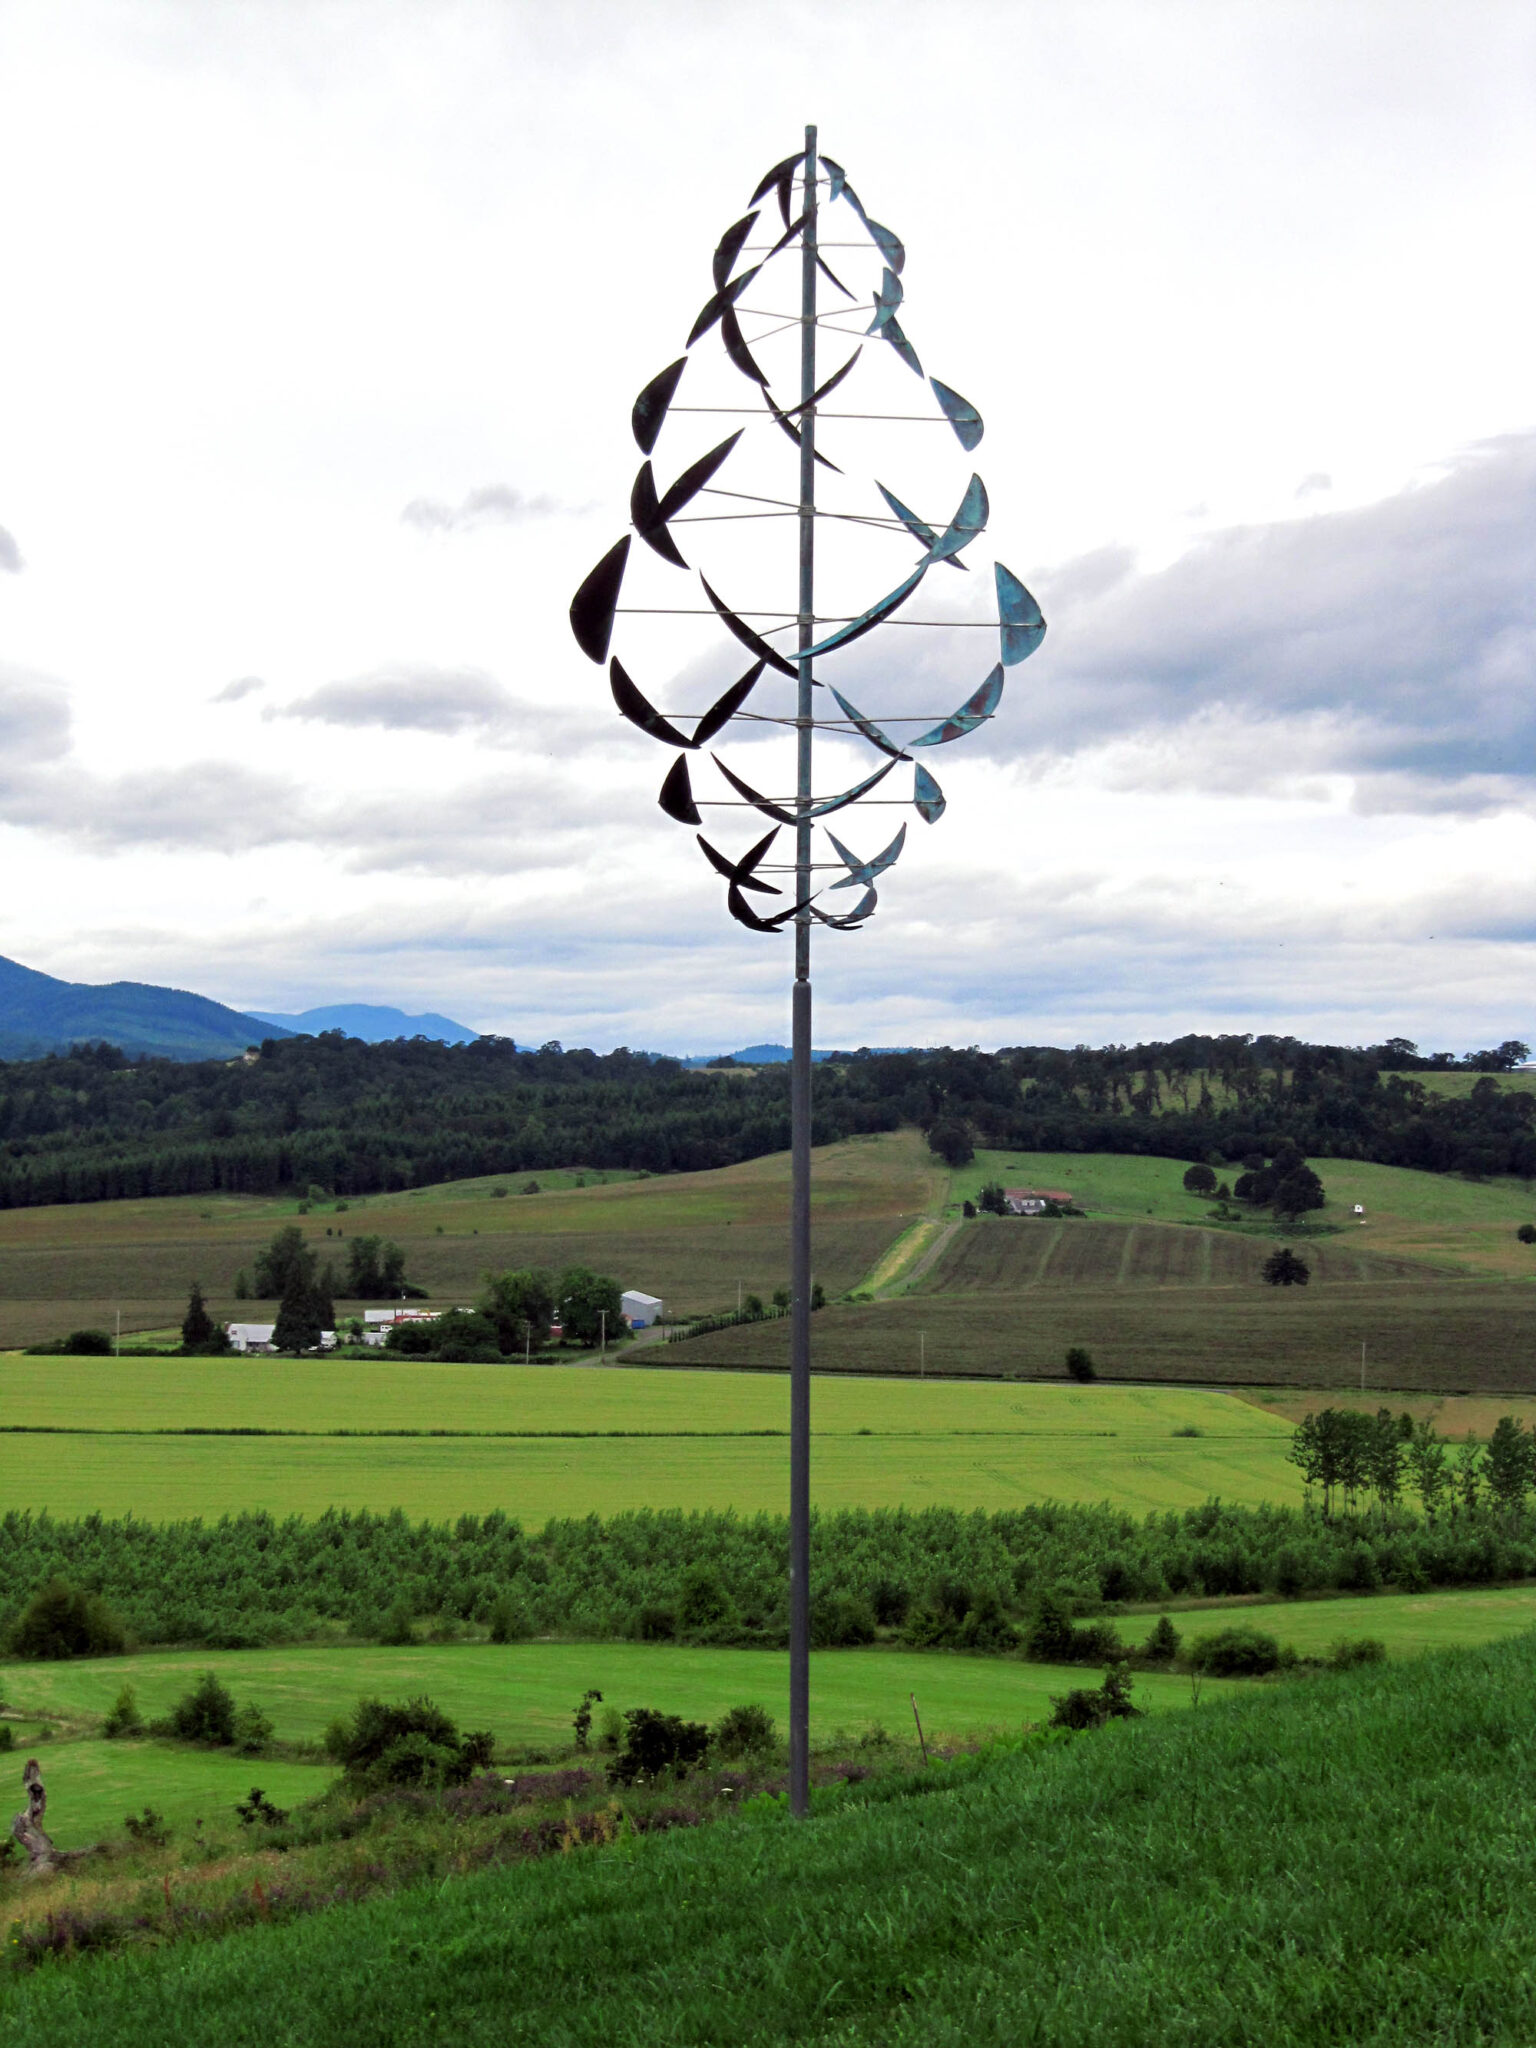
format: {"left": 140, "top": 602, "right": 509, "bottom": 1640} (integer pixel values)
{"left": 247, "top": 1003, "right": 479, "bottom": 1043}
{"left": 9, "top": 1636, "right": 1536, "bottom": 2043}
{"left": 0, "top": 954, "right": 288, "bottom": 1062}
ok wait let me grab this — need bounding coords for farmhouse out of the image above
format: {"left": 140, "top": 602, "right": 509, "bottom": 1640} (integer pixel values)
{"left": 622, "top": 1289, "right": 664, "bottom": 1328}
{"left": 1003, "top": 1187, "right": 1074, "bottom": 1217}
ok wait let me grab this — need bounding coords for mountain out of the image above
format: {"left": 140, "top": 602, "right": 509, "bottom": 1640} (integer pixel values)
{"left": 680, "top": 1044, "right": 910, "bottom": 1067}
{"left": 247, "top": 1003, "right": 479, "bottom": 1045}
{"left": 0, "top": 954, "right": 291, "bottom": 1062}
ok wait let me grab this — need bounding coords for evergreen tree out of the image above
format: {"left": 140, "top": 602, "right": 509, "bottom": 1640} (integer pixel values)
{"left": 272, "top": 1263, "right": 322, "bottom": 1353}
{"left": 181, "top": 1280, "right": 215, "bottom": 1349}
{"left": 253, "top": 1225, "right": 314, "bottom": 1300}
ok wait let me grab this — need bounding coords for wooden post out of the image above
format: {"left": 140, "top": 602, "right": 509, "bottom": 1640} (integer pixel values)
{"left": 12, "top": 1759, "right": 58, "bottom": 1875}
{"left": 910, "top": 1692, "right": 929, "bottom": 1766}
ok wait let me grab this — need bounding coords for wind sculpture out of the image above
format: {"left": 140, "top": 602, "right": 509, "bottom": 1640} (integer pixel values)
{"left": 569, "top": 127, "right": 1046, "bottom": 1815}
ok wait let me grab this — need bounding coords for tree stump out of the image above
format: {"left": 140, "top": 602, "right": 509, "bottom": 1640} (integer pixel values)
{"left": 12, "top": 1759, "right": 59, "bottom": 1875}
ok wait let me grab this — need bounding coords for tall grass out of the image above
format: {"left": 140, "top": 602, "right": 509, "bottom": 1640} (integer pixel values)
{"left": 11, "top": 1635, "right": 1536, "bottom": 2042}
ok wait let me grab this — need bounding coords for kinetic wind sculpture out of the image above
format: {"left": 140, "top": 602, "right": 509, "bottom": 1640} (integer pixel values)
{"left": 569, "top": 128, "right": 1046, "bottom": 1814}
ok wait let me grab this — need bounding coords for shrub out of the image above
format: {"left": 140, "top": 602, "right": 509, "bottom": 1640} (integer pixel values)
{"left": 678, "top": 1567, "right": 732, "bottom": 1636}
{"left": 713, "top": 1704, "right": 776, "bottom": 1758}
{"left": 233, "top": 1702, "right": 275, "bottom": 1754}
{"left": 1142, "top": 1614, "right": 1181, "bottom": 1662}
{"left": 380, "top": 1598, "right": 416, "bottom": 1646}
{"left": 1024, "top": 1591, "right": 1077, "bottom": 1662}
{"left": 573, "top": 1689, "right": 603, "bottom": 1750}
{"left": 26, "top": 1328, "right": 114, "bottom": 1355}
{"left": 1262, "top": 1247, "right": 1311, "bottom": 1287}
{"left": 0, "top": 1726, "right": 12, "bottom": 1753}
{"left": 1050, "top": 1665, "right": 1142, "bottom": 1730}
{"left": 169, "top": 1671, "right": 238, "bottom": 1745}
{"left": 102, "top": 1684, "right": 145, "bottom": 1738}
{"left": 1518, "top": 1224, "right": 1536, "bottom": 1245}
{"left": 1190, "top": 1626, "right": 1282, "bottom": 1677}
{"left": 1065, "top": 1347, "right": 1096, "bottom": 1383}
{"left": 871, "top": 1577, "right": 911, "bottom": 1627}
{"left": 488, "top": 1592, "right": 533, "bottom": 1643}
{"left": 324, "top": 1696, "right": 494, "bottom": 1790}
{"left": 1327, "top": 1636, "right": 1387, "bottom": 1670}
{"left": 608, "top": 1707, "right": 710, "bottom": 1786}
{"left": 235, "top": 1787, "right": 289, "bottom": 1827}
{"left": 597, "top": 1704, "right": 622, "bottom": 1752}
{"left": 633, "top": 1604, "right": 677, "bottom": 1642}
{"left": 123, "top": 1807, "right": 170, "bottom": 1847}
{"left": 9, "top": 1577, "right": 127, "bottom": 1659}
{"left": 813, "top": 1592, "right": 877, "bottom": 1647}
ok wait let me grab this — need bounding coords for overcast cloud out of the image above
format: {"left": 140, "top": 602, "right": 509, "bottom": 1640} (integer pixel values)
{"left": 0, "top": 0, "right": 1531, "bottom": 1052}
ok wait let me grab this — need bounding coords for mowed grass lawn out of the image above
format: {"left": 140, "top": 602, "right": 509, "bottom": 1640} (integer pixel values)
{"left": 0, "top": 1366, "right": 1301, "bottom": 1517}
{"left": 0, "top": 1740, "right": 328, "bottom": 1849}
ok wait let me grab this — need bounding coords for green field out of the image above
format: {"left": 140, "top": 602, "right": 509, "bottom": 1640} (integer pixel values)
{"left": 0, "top": 1739, "right": 328, "bottom": 1849}
{"left": 0, "top": 1365, "right": 1303, "bottom": 1518}
{"left": 13, "top": 1636, "right": 1536, "bottom": 2042}
{"left": 1221, "top": 1584, "right": 1536, "bottom": 1659}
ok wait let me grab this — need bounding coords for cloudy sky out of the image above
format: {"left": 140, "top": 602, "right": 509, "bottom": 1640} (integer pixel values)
{"left": 1, "top": 0, "right": 1532, "bottom": 1054}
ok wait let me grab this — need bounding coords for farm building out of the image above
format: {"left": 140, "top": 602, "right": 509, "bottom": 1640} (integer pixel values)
{"left": 621, "top": 1290, "right": 664, "bottom": 1328}
{"left": 227, "top": 1322, "right": 337, "bottom": 1355}
{"left": 361, "top": 1307, "right": 443, "bottom": 1348}
{"left": 1003, "top": 1187, "right": 1074, "bottom": 1217}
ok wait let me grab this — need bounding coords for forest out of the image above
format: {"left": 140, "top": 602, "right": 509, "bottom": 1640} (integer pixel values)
{"left": 0, "top": 1029, "right": 1528, "bottom": 1210}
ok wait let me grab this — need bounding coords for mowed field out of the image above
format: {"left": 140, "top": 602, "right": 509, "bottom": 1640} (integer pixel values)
{"left": 0, "top": 1363, "right": 1303, "bottom": 1518}
{"left": 0, "top": 1131, "right": 940, "bottom": 1346}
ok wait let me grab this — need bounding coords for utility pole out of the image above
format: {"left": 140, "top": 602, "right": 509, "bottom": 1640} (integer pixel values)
{"left": 599, "top": 1307, "right": 607, "bottom": 1361}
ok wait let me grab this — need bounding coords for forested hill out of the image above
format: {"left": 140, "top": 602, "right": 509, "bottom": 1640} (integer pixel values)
{"left": 0, "top": 1031, "right": 1530, "bottom": 1210}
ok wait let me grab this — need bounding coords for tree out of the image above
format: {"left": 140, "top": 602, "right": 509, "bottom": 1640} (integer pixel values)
{"left": 8, "top": 1577, "right": 126, "bottom": 1659}
{"left": 346, "top": 1234, "right": 409, "bottom": 1298}
{"left": 272, "top": 1262, "right": 323, "bottom": 1353}
{"left": 479, "top": 1268, "right": 556, "bottom": 1353}
{"left": 1182, "top": 1164, "right": 1217, "bottom": 1196}
{"left": 1454, "top": 1435, "right": 1483, "bottom": 1516}
{"left": 181, "top": 1280, "right": 216, "bottom": 1349}
{"left": 926, "top": 1119, "right": 974, "bottom": 1168}
{"left": 977, "top": 1181, "right": 1009, "bottom": 1216}
{"left": 1262, "top": 1247, "right": 1310, "bottom": 1286}
{"left": 1064, "top": 1346, "right": 1097, "bottom": 1382}
{"left": 1517, "top": 1224, "right": 1536, "bottom": 1246}
{"left": 1272, "top": 1165, "right": 1326, "bottom": 1223}
{"left": 1365, "top": 1407, "right": 1402, "bottom": 1510}
{"left": 1405, "top": 1416, "right": 1448, "bottom": 1520}
{"left": 556, "top": 1267, "right": 623, "bottom": 1347}
{"left": 1483, "top": 1416, "right": 1533, "bottom": 1513}
{"left": 253, "top": 1225, "right": 314, "bottom": 1300}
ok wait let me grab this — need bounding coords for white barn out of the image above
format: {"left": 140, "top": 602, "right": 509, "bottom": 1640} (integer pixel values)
{"left": 227, "top": 1323, "right": 337, "bottom": 1355}
{"left": 621, "top": 1290, "right": 664, "bottom": 1329}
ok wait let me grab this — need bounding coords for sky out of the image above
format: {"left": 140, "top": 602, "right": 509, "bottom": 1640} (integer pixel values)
{"left": 0, "top": 0, "right": 1532, "bottom": 1056}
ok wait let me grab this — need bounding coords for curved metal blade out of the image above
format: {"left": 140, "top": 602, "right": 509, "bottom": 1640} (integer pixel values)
{"left": 804, "top": 757, "right": 897, "bottom": 819}
{"left": 720, "top": 305, "right": 770, "bottom": 386}
{"left": 611, "top": 658, "right": 693, "bottom": 749}
{"left": 700, "top": 576, "right": 798, "bottom": 678}
{"left": 813, "top": 885, "right": 877, "bottom": 928}
{"left": 914, "top": 763, "right": 946, "bottom": 824}
{"left": 655, "top": 431, "right": 744, "bottom": 525}
{"left": 826, "top": 822, "right": 906, "bottom": 889}
{"left": 691, "top": 658, "right": 767, "bottom": 746}
{"left": 829, "top": 685, "right": 909, "bottom": 760}
{"left": 923, "top": 474, "right": 988, "bottom": 566}
{"left": 781, "top": 347, "right": 861, "bottom": 420}
{"left": 875, "top": 481, "right": 965, "bottom": 572}
{"left": 686, "top": 266, "right": 760, "bottom": 348}
{"left": 630, "top": 462, "right": 689, "bottom": 569}
{"left": 764, "top": 391, "right": 844, "bottom": 473}
{"left": 712, "top": 211, "right": 759, "bottom": 289}
{"left": 569, "top": 536, "right": 630, "bottom": 663}
{"left": 996, "top": 562, "right": 1047, "bottom": 665}
{"left": 909, "top": 664, "right": 1004, "bottom": 748}
{"left": 659, "top": 755, "right": 701, "bottom": 825}
{"left": 632, "top": 359, "right": 687, "bottom": 455}
{"left": 697, "top": 825, "right": 782, "bottom": 895}
{"left": 930, "top": 377, "right": 984, "bottom": 452}
{"left": 801, "top": 564, "right": 927, "bottom": 661}
{"left": 880, "top": 314, "right": 923, "bottom": 378}
{"left": 750, "top": 150, "right": 802, "bottom": 207}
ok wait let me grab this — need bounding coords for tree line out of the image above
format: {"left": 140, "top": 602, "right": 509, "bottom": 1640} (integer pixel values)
{"left": 1288, "top": 1407, "right": 1536, "bottom": 1522}
{"left": 0, "top": 1028, "right": 1529, "bottom": 1212}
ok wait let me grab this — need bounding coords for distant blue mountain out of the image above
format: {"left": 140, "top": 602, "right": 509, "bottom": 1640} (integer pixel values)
{"left": 0, "top": 954, "right": 291, "bottom": 1062}
{"left": 681, "top": 1043, "right": 910, "bottom": 1067}
{"left": 248, "top": 1003, "right": 480, "bottom": 1045}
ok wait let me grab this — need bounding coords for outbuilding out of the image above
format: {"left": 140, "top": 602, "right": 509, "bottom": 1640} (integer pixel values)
{"left": 621, "top": 1290, "right": 664, "bottom": 1329}
{"left": 227, "top": 1323, "right": 338, "bottom": 1354}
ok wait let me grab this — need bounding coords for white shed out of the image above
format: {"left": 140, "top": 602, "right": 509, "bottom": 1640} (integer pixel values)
{"left": 227, "top": 1323, "right": 336, "bottom": 1354}
{"left": 621, "top": 1290, "right": 664, "bottom": 1329}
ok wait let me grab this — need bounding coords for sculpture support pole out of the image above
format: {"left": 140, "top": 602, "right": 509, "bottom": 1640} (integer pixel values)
{"left": 788, "top": 120, "right": 817, "bottom": 1821}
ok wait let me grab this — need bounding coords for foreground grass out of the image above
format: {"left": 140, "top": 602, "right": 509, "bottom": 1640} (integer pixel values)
{"left": 12, "top": 1634, "right": 1536, "bottom": 2042}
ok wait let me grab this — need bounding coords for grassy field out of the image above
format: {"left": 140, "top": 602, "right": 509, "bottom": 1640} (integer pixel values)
{"left": 0, "top": 1739, "right": 328, "bottom": 1849}
{"left": 951, "top": 1149, "right": 1536, "bottom": 1277}
{"left": 0, "top": 1370, "right": 1304, "bottom": 1519}
{"left": 0, "top": 1130, "right": 940, "bottom": 1346}
{"left": 12, "top": 1635, "right": 1536, "bottom": 2042}
{"left": 671, "top": 1275, "right": 1536, "bottom": 1392}
{"left": 1207, "top": 1584, "right": 1536, "bottom": 1659}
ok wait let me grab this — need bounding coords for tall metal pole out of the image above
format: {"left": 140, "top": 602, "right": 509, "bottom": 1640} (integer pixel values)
{"left": 788, "top": 121, "right": 818, "bottom": 1819}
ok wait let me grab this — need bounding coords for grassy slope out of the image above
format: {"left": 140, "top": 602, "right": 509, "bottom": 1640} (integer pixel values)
{"left": 13, "top": 1636, "right": 1536, "bottom": 2044}
{"left": 0, "top": 1130, "right": 940, "bottom": 1344}
{"left": 0, "top": 1741, "right": 328, "bottom": 1849}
